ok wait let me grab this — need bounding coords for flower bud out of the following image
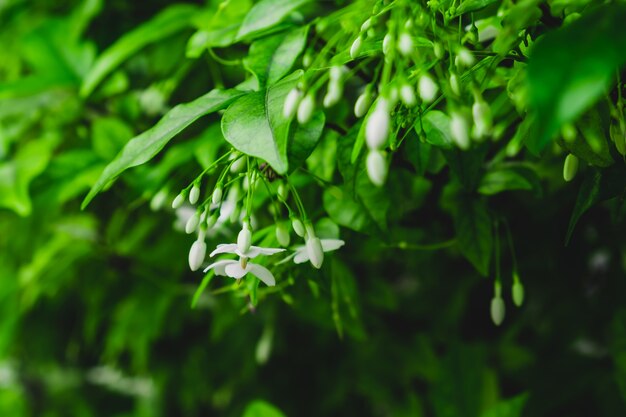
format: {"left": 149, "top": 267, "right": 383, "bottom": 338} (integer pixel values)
{"left": 610, "top": 123, "right": 626, "bottom": 156}
{"left": 365, "top": 99, "right": 390, "bottom": 150}
{"left": 366, "top": 149, "right": 387, "bottom": 187}
{"left": 306, "top": 236, "right": 324, "bottom": 269}
{"left": 563, "top": 154, "right": 579, "bottom": 182}
{"left": 561, "top": 124, "right": 577, "bottom": 142}
{"left": 512, "top": 280, "right": 524, "bottom": 307}
{"left": 400, "top": 83, "right": 416, "bottom": 107}
{"left": 455, "top": 48, "right": 475, "bottom": 68}
{"left": 172, "top": 193, "right": 185, "bottom": 209}
{"left": 189, "top": 185, "right": 200, "bottom": 204}
{"left": 206, "top": 212, "right": 218, "bottom": 229}
{"left": 237, "top": 223, "right": 252, "bottom": 254}
{"left": 150, "top": 189, "right": 167, "bottom": 211}
{"left": 291, "top": 217, "right": 305, "bottom": 237}
{"left": 360, "top": 18, "right": 372, "bottom": 33}
{"left": 451, "top": 112, "right": 470, "bottom": 150}
{"left": 277, "top": 183, "right": 289, "bottom": 201}
{"left": 230, "top": 156, "right": 246, "bottom": 173}
{"left": 302, "top": 51, "right": 313, "bottom": 68}
{"left": 433, "top": 42, "right": 444, "bottom": 59}
{"left": 276, "top": 222, "right": 290, "bottom": 247}
{"left": 283, "top": 88, "right": 302, "bottom": 119}
{"left": 382, "top": 34, "right": 392, "bottom": 55}
{"left": 354, "top": 89, "right": 373, "bottom": 118}
{"left": 450, "top": 73, "right": 461, "bottom": 96}
{"left": 350, "top": 36, "right": 363, "bottom": 59}
{"left": 397, "top": 32, "right": 413, "bottom": 56}
{"left": 185, "top": 211, "right": 201, "bottom": 234}
{"left": 323, "top": 81, "right": 342, "bottom": 108}
{"left": 297, "top": 93, "right": 315, "bottom": 124}
{"left": 490, "top": 296, "right": 505, "bottom": 326}
{"left": 418, "top": 74, "right": 438, "bottom": 103}
{"left": 188, "top": 239, "right": 207, "bottom": 271}
{"left": 212, "top": 187, "right": 223, "bottom": 205}
{"left": 472, "top": 98, "right": 492, "bottom": 139}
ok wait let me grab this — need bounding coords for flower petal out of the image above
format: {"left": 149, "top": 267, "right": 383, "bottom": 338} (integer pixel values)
{"left": 209, "top": 243, "right": 237, "bottom": 257}
{"left": 203, "top": 260, "right": 237, "bottom": 275}
{"left": 225, "top": 262, "right": 249, "bottom": 279}
{"left": 243, "top": 246, "right": 286, "bottom": 258}
{"left": 248, "top": 263, "right": 276, "bottom": 286}
{"left": 320, "top": 239, "right": 345, "bottom": 252}
{"left": 293, "top": 247, "right": 309, "bottom": 264}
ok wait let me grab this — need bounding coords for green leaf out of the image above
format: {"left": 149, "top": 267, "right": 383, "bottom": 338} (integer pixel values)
{"left": 443, "top": 144, "right": 489, "bottom": 190}
{"left": 421, "top": 110, "right": 455, "bottom": 149}
{"left": 237, "top": 0, "right": 312, "bottom": 41}
{"left": 80, "top": 4, "right": 199, "bottom": 97}
{"left": 453, "top": 0, "right": 499, "bottom": 16}
{"left": 479, "top": 393, "right": 529, "bottom": 417}
{"left": 242, "top": 400, "right": 286, "bottom": 417}
{"left": 221, "top": 71, "right": 324, "bottom": 174}
{"left": 478, "top": 166, "right": 540, "bottom": 195}
{"left": 82, "top": 88, "right": 244, "bottom": 209}
{"left": 526, "top": 4, "right": 626, "bottom": 153}
{"left": 243, "top": 26, "right": 308, "bottom": 88}
{"left": 566, "top": 164, "right": 626, "bottom": 244}
{"left": 451, "top": 194, "right": 493, "bottom": 276}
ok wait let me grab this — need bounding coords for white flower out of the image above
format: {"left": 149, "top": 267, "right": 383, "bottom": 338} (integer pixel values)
{"left": 306, "top": 236, "right": 324, "bottom": 269}
{"left": 237, "top": 225, "right": 252, "bottom": 253}
{"left": 279, "top": 239, "right": 345, "bottom": 265}
{"left": 365, "top": 98, "right": 390, "bottom": 150}
{"left": 418, "top": 74, "right": 438, "bottom": 103}
{"left": 210, "top": 243, "right": 285, "bottom": 259}
{"left": 204, "top": 259, "right": 277, "bottom": 286}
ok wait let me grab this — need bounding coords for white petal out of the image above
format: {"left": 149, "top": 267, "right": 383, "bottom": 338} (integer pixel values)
{"left": 225, "top": 262, "right": 250, "bottom": 279}
{"left": 210, "top": 243, "right": 238, "bottom": 257}
{"left": 243, "top": 246, "right": 286, "bottom": 258}
{"left": 203, "top": 260, "right": 237, "bottom": 275}
{"left": 320, "top": 239, "right": 345, "bottom": 252}
{"left": 248, "top": 264, "right": 276, "bottom": 287}
{"left": 293, "top": 248, "right": 309, "bottom": 264}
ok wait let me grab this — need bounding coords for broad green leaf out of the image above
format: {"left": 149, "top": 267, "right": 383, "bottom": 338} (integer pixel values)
{"left": 221, "top": 71, "right": 324, "bottom": 174}
{"left": 81, "top": 4, "right": 199, "bottom": 97}
{"left": 451, "top": 194, "right": 493, "bottom": 276}
{"left": 566, "top": 164, "right": 626, "bottom": 244}
{"left": 82, "top": 88, "right": 245, "bottom": 208}
{"left": 443, "top": 144, "right": 489, "bottom": 190}
{"left": 91, "top": 117, "right": 134, "bottom": 160}
{"left": 526, "top": 4, "right": 626, "bottom": 153}
{"left": 478, "top": 166, "right": 540, "bottom": 195}
{"left": 479, "top": 393, "right": 528, "bottom": 417}
{"left": 453, "top": 0, "right": 499, "bottom": 16}
{"left": 242, "top": 400, "right": 286, "bottom": 417}
{"left": 243, "top": 26, "right": 308, "bottom": 88}
{"left": 557, "top": 109, "right": 613, "bottom": 167}
{"left": 237, "top": 0, "right": 311, "bottom": 41}
{"left": 421, "top": 110, "right": 454, "bottom": 149}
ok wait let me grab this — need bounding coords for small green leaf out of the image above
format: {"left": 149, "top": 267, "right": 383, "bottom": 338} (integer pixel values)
{"left": 242, "top": 400, "right": 286, "bottom": 417}
{"left": 82, "top": 88, "right": 244, "bottom": 209}
{"left": 479, "top": 393, "right": 529, "bottom": 417}
{"left": 244, "top": 26, "right": 308, "bottom": 88}
{"left": 451, "top": 194, "right": 493, "bottom": 276}
{"left": 453, "top": 0, "right": 499, "bottom": 16}
{"left": 237, "top": 0, "right": 311, "bottom": 41}
{"left": 81, "top": 4, "right": 199, "bottom": 97}
{"left": 421, "top": 110, "right": 454, "bottom": 149}
{"left": 526, "top": 4, "right": 626, "bottom": 153}
{"left": 478, "top": 166, "right": 540, "bottom": 195}
{"left": 221, "top": 71, "right": 324, "bottom": 174}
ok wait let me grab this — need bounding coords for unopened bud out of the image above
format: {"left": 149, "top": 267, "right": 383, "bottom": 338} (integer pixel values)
{"left": 230, "top": 156, "right": 246, "bottom": 173}
{"left": 397, "top": 32, "right": 413, "bottom": 56}
{"left": 563, "top": 154, "right": 579, "bottom": 182}
{"left": 451, "top": 112, "right": 470, "bottom": 150}
{"left": 206, "top": 213, "right": 218, "bottom": 229}
{"left": 490, "top": 296, "right": 505, "bottom": 326}
{"left": 400, "top": 83, "right": 416, "bottom": 107}
{"left": 450, "top": 73, "right": 461, "bottom": 96}
{"left": 323, "top": 81, "right": 342, "bottom": 108}
{"left": 512, "top": 280, "right": 524, "bottom": 307}
{"left": 276, "top": 222, "right": 290, "bottom": 247}
{"left": 185, "top": 212, "right": 201, "bottom": 234}
{"left": 150, "top": 189, "right": 168, "bottom": 211}
{"left": 172, "top": 193, "right": 185, "bottom": 209}
{"left": 472, "top": 98, "right": 492, "bottom": 139}
{"left": 610, "top": 123, "right": 626, "bottom": 156}
{"left": 188, "top": 239, "right": 207, "bottom": 271}
{"left": 291, "top": 217, "right": 305, "bottom": 237}
{"left": 189, "top": 185, "right": 200, "bottom": 204}
{"left": 237, "top": 223, "right": 252, "bottom": 254}
{"left": 360, "top": 18, "right": 372, "bottom": 33}
{"left": 366, "top": 149, "right": 387, "bottom": 187}
{"left": 433, "top": 42, "right": 444, "bottom": 59}
{"left": 418, "top": 74, "right": 438, "bottom": 103}
{"left": 277, "top": 183, "right": 288, "bottom": 201}
{"left": 365, "top": 98, "right": 390, "bottom": 150}
{"left": 382, "top": 34, "right": 393, "bottom": 55}
{"left": 283, "top": 88, "right": 302, "bottom": 119}
{"left": 350, "top": 36, "right": 363, "bottom": 59}
{"left": 297, "top": 93, "right": 315, "bottom": 124}
{"left": 455, "top": 48, "right": 475, "bottom": 68}
{"left": 354, "top": 89, "right": 373, "bottom": 118}
{"left": 212, "top": 187, "right": 223, "bottom": 205}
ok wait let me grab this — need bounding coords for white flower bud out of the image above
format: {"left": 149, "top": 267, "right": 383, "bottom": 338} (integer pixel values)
{"left": 188, "top": 239, "right": 207, "bottom": 271}
{"left": 283, "top": 88, "right": 302, "bottom": 119}
{"left": 490, "top": 296, "right": 505, "bottom": 326}
{"left": 350, "top": 36, "right": 363, "bottom": 59}
{"left": 382, "top": 34, "right": 392, "bottom": 55}
{"left": 418, "top": 74, "right": 438, "bottom": 103}
{"left": 360, "top": 18, "right": 372, "bottom": 33}
{"left": 212, "top": 187, "right": 223, "bottom": 205}
{"left": 230, "top": 156, "right": 246, "bottom": 173}
{"left": 302, "top": 52, "right": 313, "bottom": 68}
{"left": 277, "top": 183, "right": 288, "bottom": 201}
{"left": 366, "top": 149, "right": 387, "bottom": 187}
{"left": 329, "top": 65, "right": 346, "bottom": 81}
{"left": 354, "top": 89, "right": 373, "bottom": 118}
{"left": 433, "top": 42, "right": 444, "bottom": 59}
{"left": 185, "top": 212, "right": 200, "bottom": 234}
{"left": 512, "top": 280, "right": 524, "bottom": 307}
{"left": 172, "top": 193, "right": 185, "bottom": 209}
{"left": 451, "top": 112, "right": 470, "bottom": 150}
{"left": 306, "top": 236, "right": 324, "bottom": 269}
{"left": 563, "top": 154, "right": 579, "bottom": 182}
{"left": 291, "top": 217, "right": 305, "bottom": 237}
{"left": 237, "top": 224, "right": 252, "bottom": 254}
{"left": 150, "top": 189, "right": 167, "bottom": 211}
{"left": 472, "top": 98, "right": 492, "bottom": 139}
{"left": 450, "top": 73, "right": 461, "bottom": 96}
{"left": 206, "top": 213, "right": 218, "bottom": 228}
{"left": 365, "top": 99, "right": 390, "bottom": 150}
{"left": 189, "top": 185, "right": 200, "bottom": 204}
{"left": 276, "top": 222, "right": 290, "bottom": 247}
{"left": 397, "top": 32, "right": 413, "bottom": 56}
{"left": 297, "top": 93, "right": 315, "bottom": 124}
{"left": 323, "top": 81, "right": 342, "bottom": 108}
{"left": 455, "top": 48, "right": 475, "bottom": 68}
{"left": 400, "top": 83, "right": 416, "bottom": 107}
